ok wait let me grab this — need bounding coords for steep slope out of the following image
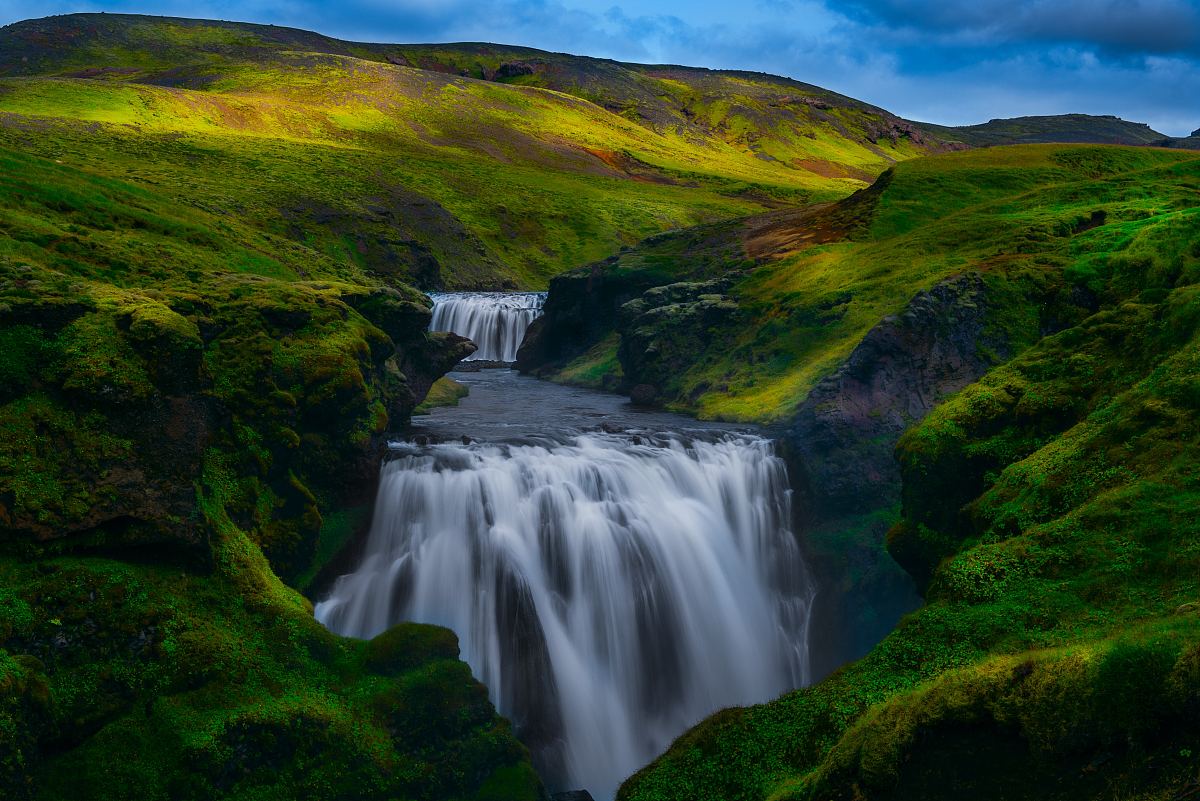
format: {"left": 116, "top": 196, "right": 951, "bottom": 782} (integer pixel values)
{"left": 0, "top": 144, "right": 542, "bottom": 798}
{"left": 521, "top": 143, "right": 1200, "bottom": 680}
{"left": 0, "top": 13, "right": 942, "bottom": 290}
{"left": 619, "top": 157, "right": 1200, "bottom": 798}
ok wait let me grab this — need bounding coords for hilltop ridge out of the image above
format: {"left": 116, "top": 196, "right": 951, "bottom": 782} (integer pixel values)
{"left": 0, "top": 14, "right": 943, "bottom": 289}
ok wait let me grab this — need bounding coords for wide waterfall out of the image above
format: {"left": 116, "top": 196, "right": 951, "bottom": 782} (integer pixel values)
{"left": 316, "top": 430, "right": 815, "bottom": 800}
{"left": 429, "top": 291, "right": 546, "bottom": 362}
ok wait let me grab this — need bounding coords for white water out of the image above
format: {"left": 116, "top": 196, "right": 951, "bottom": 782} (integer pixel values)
{"left": 316, "top": 431, "right": 815, "bottom": 800}
{"left": 428, "top": 291, "right": 546, "bottom": 362}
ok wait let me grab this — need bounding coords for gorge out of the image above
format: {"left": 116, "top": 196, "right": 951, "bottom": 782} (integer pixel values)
{"left": 2, "top": 12, "right": 1198, "bottom": 801}
{"left": 316, "top": 295, "right": 816, "bottom": 799}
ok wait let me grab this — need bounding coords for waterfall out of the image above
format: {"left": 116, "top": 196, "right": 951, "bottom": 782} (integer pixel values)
{"left": 315, "top": 432, "right": 815, "bottom": 801}
{"left": 429, "top": 292, "right": 546, "bottom": 362}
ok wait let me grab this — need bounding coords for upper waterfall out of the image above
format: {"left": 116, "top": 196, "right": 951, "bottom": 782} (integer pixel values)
{"left": 429, "top": 291, "right": 546, "bottom": 362}
{"left": 315, "top": 376, "right": 816, "bottom": 801}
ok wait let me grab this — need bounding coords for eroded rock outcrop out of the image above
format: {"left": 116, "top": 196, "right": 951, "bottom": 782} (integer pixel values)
{"left": 787, "top": 273, "right": 1004, "bottom": 524}
{"left": 516, "top": 256, "right": 670, "bottom": 375}
{"left": 617, "top": 279, "right": 740, "bottom": 405}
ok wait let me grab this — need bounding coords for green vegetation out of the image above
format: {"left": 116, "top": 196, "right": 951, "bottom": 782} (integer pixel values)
{"left": 413, "top": 376, "right": 470, "bottom": 414}
{"left": 917, "top": 113, "right": 1173, "bottom": 147}
{"left": 539, "top": 145, "right": 1200, "bottom": 422}
{"left": 0, "top": 13, "right": 943, "bottom": 797}
{"left": 618, "top": 145, "right": 1200, "bottom": 799}
{"left": 0, "top": 134, "right": 525, "bottom": 797}
{"left": 0, "top": 541, "right": 536, "bottom": 801}
{"left": 0, "top": 13, "right": 938, "bottom": 290}
{"left": 5, "top": 12, "right": 1200, "bottom": 801}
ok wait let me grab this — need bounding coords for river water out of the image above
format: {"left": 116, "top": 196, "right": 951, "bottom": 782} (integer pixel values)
{"left": 315, "top": 295, "right": 816, "bottom": 800}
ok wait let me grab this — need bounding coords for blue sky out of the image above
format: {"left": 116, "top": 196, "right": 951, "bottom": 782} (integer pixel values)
{"left": 2, "top": 0, "right": 1197, "bottom": 135}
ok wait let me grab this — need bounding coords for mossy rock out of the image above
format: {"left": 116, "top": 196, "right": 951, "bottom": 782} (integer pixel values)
{"left": 363, "top": 623, "right": 461, "bottom": 676}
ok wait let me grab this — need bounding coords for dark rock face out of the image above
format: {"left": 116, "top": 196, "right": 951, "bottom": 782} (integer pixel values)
{"left": 551, "top": 791, "right": 596, "bottom": 801}
{"left": 516, "top": 258, "right": 667, "bottom": 374}
{"left": 617, "top": 279, "right": 740, "bottom": 402}
{"left": 787, "top": 274, "right": 1010, "bottom": 674}
{"left": 629, "top": 383, "right": 659, "bottom": 406}
{"left": 786, "top": 270, "right": 1095, "bottom": 674}
{"left": 493, "top": 60, "right": 540, "bottom": 80}
{"left": 786, "top": 273, "right": 1005, "bottom": 525}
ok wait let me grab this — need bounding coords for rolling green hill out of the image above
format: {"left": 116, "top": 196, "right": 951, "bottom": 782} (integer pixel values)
{"left": 0, "top": 13, "right": 941, "bottom": 290}
{"left": 525, "top": 145, "right": 1200, "bottom": 420}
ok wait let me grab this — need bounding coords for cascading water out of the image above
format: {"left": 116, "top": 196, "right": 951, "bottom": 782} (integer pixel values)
{"left": 429, "top": 291, "right": 546, "bottom": 362}
{"left": 316, "top": 426, "right": 815, "bottom": 800}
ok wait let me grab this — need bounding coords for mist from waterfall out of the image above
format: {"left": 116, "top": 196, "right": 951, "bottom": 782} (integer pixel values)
{"left": 315, "top": 432, "right": 815, "bottom": 800}
{"left": 428, "top": 291, "right": 546, "bottom": 362}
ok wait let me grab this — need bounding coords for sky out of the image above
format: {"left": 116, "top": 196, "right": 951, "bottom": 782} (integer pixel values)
{"left": 1, "top": 0, "right": 1197, "bottom": 136}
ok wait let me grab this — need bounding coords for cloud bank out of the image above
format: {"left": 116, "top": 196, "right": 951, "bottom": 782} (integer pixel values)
{"left": 1, "top": 0, "right": 1196, "bottom": 135}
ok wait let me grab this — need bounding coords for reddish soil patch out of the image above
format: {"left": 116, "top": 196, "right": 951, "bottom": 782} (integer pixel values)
{"left": 792, "top": 157, "right": 875, "bottom": 183}
{"left": 583, "top": 146, "right": 678, "bottom": 184}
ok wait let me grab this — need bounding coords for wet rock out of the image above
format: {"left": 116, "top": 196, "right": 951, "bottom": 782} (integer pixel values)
{"left": 516, "top": 257, "right": 667, "bottom": 374}
{"left": 785, "top": 273, "right": 1006, "bottom": 524}
{"left": 629, "top": 384, "right": 659, "bottom": 406}
{"left": 551, "top": 791, "right": 596, "bottom": 801}
{"left": 618, "top": 279, "right": 741, "bottom": 400}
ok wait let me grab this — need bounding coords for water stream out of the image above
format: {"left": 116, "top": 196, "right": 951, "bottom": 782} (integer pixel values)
{"left": 428, "top": 291, "right": 546, "bottom": 362}
{"left": 316, "top": 295, "right": 815, "bottom": 800}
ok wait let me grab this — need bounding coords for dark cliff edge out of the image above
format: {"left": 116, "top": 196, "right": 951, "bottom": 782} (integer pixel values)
{"left": 785, "top": 272, "right": 1094, "bottom": 674}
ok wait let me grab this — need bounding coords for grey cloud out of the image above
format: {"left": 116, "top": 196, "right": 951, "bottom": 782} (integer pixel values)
{"left": 840, "top": 0, "right": 1200, "bottom": 54}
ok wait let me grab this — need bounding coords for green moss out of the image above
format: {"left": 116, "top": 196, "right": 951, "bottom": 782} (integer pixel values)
{"left": 0, "top": 131, "right": 534, "bottom": 797}
{"left": 552, "top": 332, "right": 624, "bottom": 389}
{"left": 413, "top": 377, "right": 469, "bottom": 415}
{"left": 548, "top": 144, "right": 1200, "bottom": 422}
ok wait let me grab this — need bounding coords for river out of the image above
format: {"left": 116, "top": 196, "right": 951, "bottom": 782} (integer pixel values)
{"left": 315, "top": 294, "right": 816, "bottom": 800}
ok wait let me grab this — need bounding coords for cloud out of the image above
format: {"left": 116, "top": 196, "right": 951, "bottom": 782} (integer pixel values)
{"left": 0, "top": 0, "right": 1197, "bottom": 135}
{"left": 840, "top": 0, "right": 1200, "bottom": 55}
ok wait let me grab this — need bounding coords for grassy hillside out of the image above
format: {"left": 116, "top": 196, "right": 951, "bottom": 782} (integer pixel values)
{"left": 0, "top": 133, "right": 542, "bottom": 798}
{"left": 619, "top": 146, "right": 1200, "bottom": 799}
{"left": 521, "top": 144, "right": 1200, "bottom": 688}
{"left": 0, "top": 13, "right": 941, "bottom": 290}
{"left": 530, "top": 145, "right": 1200, "bottom": 421}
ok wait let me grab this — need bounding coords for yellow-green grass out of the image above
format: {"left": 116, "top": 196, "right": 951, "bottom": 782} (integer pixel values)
{"left": 550, "top": 332, "right": 626, "bottom": 389}
{"left": 412, "top": 376, "right": 469, "bottom": 414}
{"left": 653, "top": 146, "right": 1200, "bottom": 421}
{"left": 0, "top": 14, "right": 940, "bottom": 289}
